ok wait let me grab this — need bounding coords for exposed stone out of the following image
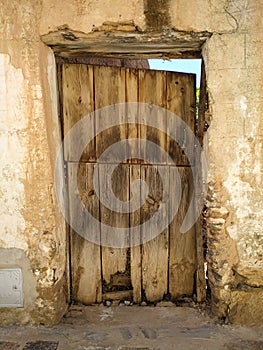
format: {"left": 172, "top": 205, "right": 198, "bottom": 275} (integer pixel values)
{"left": 234, "top": 266, "right": 263, "bottom": 288}
{"left": 228, "top": 288, "right": 263, "bottom": 326}
{"left": 207, "top": 207, "right": 229, "bottom": 220}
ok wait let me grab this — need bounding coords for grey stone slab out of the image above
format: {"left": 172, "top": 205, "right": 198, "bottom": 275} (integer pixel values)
{"left": 23, "top": 341, "right": 58, "bottom": 350}
{"left": 84, "top": 331, "right": 108, "bottom": 341}
{"left": 0, "top": 342, "right": 20, "bottom": 350}
{"left": 225, "top": 340, "right": 263, "bottom": 350}
{"left": 141, "top": 328, "right": 157, "bottom": 339}
{"left": 119, "top": 328, "right": 132, "bottom": 340}
{"left": 118, "top": 347, "right": 158, "bottom": 350}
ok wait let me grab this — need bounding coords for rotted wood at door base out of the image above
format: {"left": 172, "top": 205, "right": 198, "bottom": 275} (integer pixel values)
{"left": 62, "top": 63, "right": 197, "bottom": 304}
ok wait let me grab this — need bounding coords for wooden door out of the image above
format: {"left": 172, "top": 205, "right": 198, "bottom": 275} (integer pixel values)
{"left": 61, "top": 64, "right": 197, "bottom": 304}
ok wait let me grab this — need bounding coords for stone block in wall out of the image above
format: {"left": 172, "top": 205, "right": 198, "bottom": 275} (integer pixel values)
{"left": 234, "top": 266, "right": 263, "bottom": 288}
{"left": 228, "top": 288, "right": 263, "bottom": 326}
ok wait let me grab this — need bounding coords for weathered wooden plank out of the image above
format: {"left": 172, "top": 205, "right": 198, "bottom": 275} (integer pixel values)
{"left": 62, "top": 64, "right": 95, "bottom": 162}
{"left": 139, "top": 69, "right": 167, "bottom": 164}
{"left": 166, "top": 72, "right": 195, "bottom": 166}
{"left": 94, "top": 65, "right": 126, "bottom": 162}
{"left": 141, "top": 165, "right": 169, "bottom": 302}
{"left": 57, "top": 63, "right": 71, "bottom": 303}
{"left": 102, "top": 290, "right": 133, "bottom": 301}
{"left": 125, "top": 71, "right": 141, "bottom": 302}
{"left": 68, "top": 162, "right": 102, "bottom": 304}
{"left": 94, "top": 66, "right": 130, "bottom": 289}
{"left": 169, "top": 166, "right": 196, "bottom": 299}
{"left": 125, "top": 68, "right": 140, "bottom": 163}
{"left": 112, "top": 274, "right": 131, "bottom": 288}
{"left": 42, "top": 28, "right": 211, "bottom": 58}
{"left": 130, "top": 165, "right": 142, "bottom": 303}
{"left": 99, "top": 163, "right": 129, "bottom": 285}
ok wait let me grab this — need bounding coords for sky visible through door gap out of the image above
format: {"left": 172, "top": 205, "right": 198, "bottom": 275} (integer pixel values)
{"left": 148, "top": 59, "right": 201, "bottom": 87}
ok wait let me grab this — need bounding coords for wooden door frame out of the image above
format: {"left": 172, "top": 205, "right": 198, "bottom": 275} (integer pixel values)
{"left": 53, "top": 33, "right": 208, "bottom": 303}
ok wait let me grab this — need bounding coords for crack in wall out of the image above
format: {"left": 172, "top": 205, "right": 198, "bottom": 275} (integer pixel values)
{"left": 224, "top": 0, "right": 239, "bottom": 32}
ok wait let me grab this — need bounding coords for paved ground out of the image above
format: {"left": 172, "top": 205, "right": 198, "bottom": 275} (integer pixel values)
{"left": 0, "top": 305, "right": 262, "bottom": 350}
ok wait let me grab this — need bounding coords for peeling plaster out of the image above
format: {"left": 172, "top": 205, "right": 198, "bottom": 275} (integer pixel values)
{"left": 235, "top": 95, "right": 247, "bottom": 117}
{"left": 227, "top": 224, "right": 238, "bottom": 240}
{"left": 0, "top": 54, "right": 28, "bottom": 250}
{"left": 224, "top": 138, "right": 253, "bottom": 220}
{"left": 224, "top": 134, "right": 263, "bottom": 268}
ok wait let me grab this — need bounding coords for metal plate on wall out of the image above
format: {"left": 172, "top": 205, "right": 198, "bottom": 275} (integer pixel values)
{"left": 0, "top": 268, "right": 23, "bottom": 307}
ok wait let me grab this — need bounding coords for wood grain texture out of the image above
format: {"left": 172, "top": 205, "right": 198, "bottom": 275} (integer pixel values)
{"left": 139, "top": 69, "right": 167, "bottom": 164}
{"left": 166, "top": 72, "right": 195, "bottom": 166}
{"left": 125, "top": 68, "right": 140, "bottom": 163}
{"left": 94, "top": 65, "right": 126, "bottom": 162}
{"left": 62, "top": 64, "right": 95, "bottom": 162}
{"left": 102, "top": 290, "right": 133, "bottom": 300}
{"left": 68, "top": 163, "right": 102, "bottom": 304}
{"left": 130, "top": 165, "right": 142, "bottom": 303}
{"left": 169, "top": 166, "right": 196, "bottom": 299}
{"left": 141, "top": 165, "right": 169, "bottom": 302}
{"left": 99, "top": 163, "right": 129, "bottom": 285}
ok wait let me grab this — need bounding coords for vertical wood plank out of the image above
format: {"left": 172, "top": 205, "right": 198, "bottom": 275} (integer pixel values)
{"left": 99, "top": 163, "right": 129, "bottom": 285}
{"left": 57, "top": 63, "right": 71, "bottom": 303}
{"left": 139, "top": 69, "right": 167, "bottom": 164}
{"left": 130, "top": 164, "right": 142, "bottom": 303}
{"left": 169, "top": 166, "right": 196, "bottom": 299}
{"left": 94, "top": 65, "right": 129, "bottom": 289}
{"left": 68, "top": 163, "right": 102, "bottom": 304}
{"left": 126, "top": 68, "right": 141, "bottom": 302}
{"left": 166, "top": 72, "right": 195, "bottom": 166}
{"left": 141, "top": 165, "right": 169, "bottom": 302}
{"left": 62, "top": 64, "right": 95, "bottom": 162}
{"left": 125, "top": 68, "right": 140, "bottom": 163}
{"left": 94, "top": 65, "right": 126, "bottom": 162}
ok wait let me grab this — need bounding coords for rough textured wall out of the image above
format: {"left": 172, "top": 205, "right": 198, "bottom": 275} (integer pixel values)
{"left": 0, "top": 1, "right": 67, "bottom": 324}
{"left": 202, "top": 2, "right": 263, "bottom": 325}
{"left": 0, "top": 0, "right": 262, "bottom": 325}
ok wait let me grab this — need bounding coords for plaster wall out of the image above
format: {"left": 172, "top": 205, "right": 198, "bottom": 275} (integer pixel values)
{"left": 0, "top": 0, "right": 262, "bottom": 325}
